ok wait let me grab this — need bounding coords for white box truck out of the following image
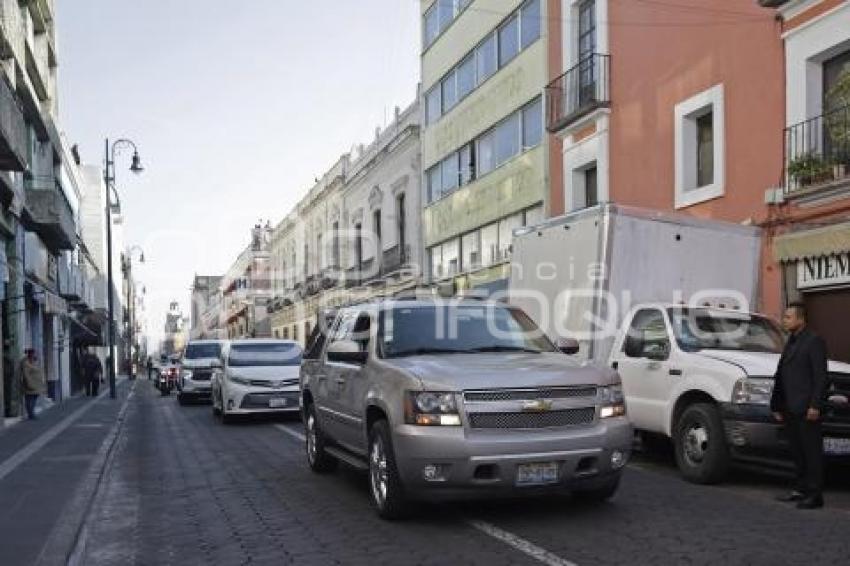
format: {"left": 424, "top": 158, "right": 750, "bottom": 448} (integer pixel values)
{"left": 510, "top": 205, "right": 850, "bottom": 483}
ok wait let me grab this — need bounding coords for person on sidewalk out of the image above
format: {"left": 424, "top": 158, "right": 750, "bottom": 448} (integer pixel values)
{"left": 146, "top": 356, "right": 154, "bottom": 380}
{"left": 83, "top": 348, "right": 104, "bottom": 397}
{"left": 19, "top": 349, "right": 45, "bottom": 420}
{"left": 771, "top": 302, "right": 829, "bottom": 510}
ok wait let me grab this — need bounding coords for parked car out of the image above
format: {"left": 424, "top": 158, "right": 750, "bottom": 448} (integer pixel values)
{"left": 177, "top": 340, "right": 224, "bottom": 405}
{"left": 300, "top": 298, "right": 632, "bottom": 519}
{"left": 211, "top": 339, "right": 302, "bottom": 423}
{"left": 610, "top": 305, "right": 850, "bottom": 483}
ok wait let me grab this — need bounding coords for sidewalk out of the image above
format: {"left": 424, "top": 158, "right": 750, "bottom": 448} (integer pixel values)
{"left": 0, "top": 377, "right": 133, "bottom": 566}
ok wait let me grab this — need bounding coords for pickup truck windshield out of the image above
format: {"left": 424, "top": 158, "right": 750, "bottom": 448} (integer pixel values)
{"left": 228, "top": 343, "right": 303, "bottom": 367}
{"left": 184, "top": 343, "right": 221, "bottom": 360}
{"left": 380, "top": 304, "right": 555, "bottom": 358}
{"left": 668, "top": 308, "right": 785, "bottom": 354}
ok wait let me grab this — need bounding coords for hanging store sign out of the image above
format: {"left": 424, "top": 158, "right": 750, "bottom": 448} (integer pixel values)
{"left": 798, "top": 252, "right": 850, "bottom": 290}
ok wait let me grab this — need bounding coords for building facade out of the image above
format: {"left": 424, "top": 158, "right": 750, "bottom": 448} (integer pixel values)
{"left": 420, "top": 0, "right": 548, "bottom": 294}
{"left": 190, "top": 274, "right": 224, "bottom": 340}
{"left": 269, "top": 101, "right": 423, "bottom": 346}
{"left": 222, "top": 224, "right": 272, "bottom": 340}
{"left": 760, "top": 0, "right": 850, "bottom": 363}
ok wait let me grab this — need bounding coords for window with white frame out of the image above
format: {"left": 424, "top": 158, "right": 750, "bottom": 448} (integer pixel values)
{"left": 674, "top": 84, "right": 725, "bottom": 209}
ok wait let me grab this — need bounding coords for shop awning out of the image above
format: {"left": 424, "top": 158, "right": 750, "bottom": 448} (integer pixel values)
{"left": 774, "top": 222, "right": 850, "bottom": 262}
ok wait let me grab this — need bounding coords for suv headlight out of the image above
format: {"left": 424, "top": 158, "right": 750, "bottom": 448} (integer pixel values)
{"left": 230, "top": 376, "right": 252, "bottom": 386}
{"left": 732, "top": 378, "right": 774, "bottom": 405}
{"left": 404, "top": 392, "right": 461, "bottom": 426}
{"left": 598, "top": 384, "right": 626, "bottom": 419}
{"left": 182, "top": 371, "right": 193, "bottom": 381}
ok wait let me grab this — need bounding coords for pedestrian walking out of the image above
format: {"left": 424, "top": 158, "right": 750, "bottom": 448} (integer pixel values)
{"left": 19, "top": 349, "right": 45, "bottom": 420}
{"left": 146, "top": 356, "right": 154, "bottom": 380}
{"left": 83, "top": 348, "right": 104, "bottom": 397}
{"left": 771, "top": 302, "right": 828, "bottom": 510}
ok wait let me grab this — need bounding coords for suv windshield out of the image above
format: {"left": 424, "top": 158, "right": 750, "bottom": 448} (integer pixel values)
{"left": 228, "top": 343, "right": 303, "bottom": 367}
{"left": 184, "top": 343, "right": 221, "bottom": 360}
{"left": 380, "top": 303, "right": 555, "bottom": 358}
{"left": 668, "top": 308, "right": 785, "bottom": 354}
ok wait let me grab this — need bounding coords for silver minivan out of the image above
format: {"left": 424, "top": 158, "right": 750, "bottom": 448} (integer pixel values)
{"left": 300, "top": 299, "right": 633, "bottom": 518}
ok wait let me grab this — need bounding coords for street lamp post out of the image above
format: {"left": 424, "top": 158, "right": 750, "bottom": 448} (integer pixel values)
{"left": 104, "top": 138, "right": 144, "bottom": 399}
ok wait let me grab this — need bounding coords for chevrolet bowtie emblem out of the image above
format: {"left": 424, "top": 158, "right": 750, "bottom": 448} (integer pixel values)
{"left": 522, "top": 399, "right": 553, "bottom": 412}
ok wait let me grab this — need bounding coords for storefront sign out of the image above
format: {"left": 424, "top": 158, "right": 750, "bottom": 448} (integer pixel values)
{"left": 798, "top": 252, "right": 850, "bottom": 289}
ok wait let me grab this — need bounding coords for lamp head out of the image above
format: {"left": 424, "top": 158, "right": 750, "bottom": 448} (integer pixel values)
{"left": 130, "top": 151, "right": 144, "bottom": 174}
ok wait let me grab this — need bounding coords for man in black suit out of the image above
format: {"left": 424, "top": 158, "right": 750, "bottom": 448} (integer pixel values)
{"left": 770, "top": 302, "right": 828, "bottom": 510}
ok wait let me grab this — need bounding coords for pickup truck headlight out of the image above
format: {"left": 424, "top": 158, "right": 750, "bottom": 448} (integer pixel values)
{"left": 404, "top": 392, "right": 461, "bottom": 426}
{"left": 732, "top": 378, "right": 774, "bottom": 405}
{"left": 598, "top": 384, "right": 626, "bottom": 419}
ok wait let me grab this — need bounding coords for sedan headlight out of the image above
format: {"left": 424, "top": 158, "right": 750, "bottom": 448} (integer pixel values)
{"left": 230, "top": 376, "right": 252, "bottom": 386}
{"left": 404, "top": 391, "right": 461, "bottom": 426}
{"left": 732, "top": 378, "right": 774, "bottom": 405}
{"left": 598, "top": 384, "right": 626, "bottom": 419}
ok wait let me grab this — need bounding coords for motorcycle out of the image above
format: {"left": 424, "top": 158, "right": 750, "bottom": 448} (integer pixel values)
{"left": 158, "top": 366, "right": 179, "bottom": 396}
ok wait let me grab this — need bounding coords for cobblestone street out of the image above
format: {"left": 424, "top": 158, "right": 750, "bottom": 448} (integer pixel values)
{"left": 75, "top": 380, "right": 850, "bottom": 566}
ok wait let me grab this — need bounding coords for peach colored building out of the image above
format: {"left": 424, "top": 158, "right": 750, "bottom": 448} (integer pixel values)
{"left": 545, "top": 1, "right": 785, "bottom": 317}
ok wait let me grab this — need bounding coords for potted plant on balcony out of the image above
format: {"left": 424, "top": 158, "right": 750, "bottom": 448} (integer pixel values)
{"left": 825, "top": 69, "right": 850, "bottom": 180}
{"left": 788, "top": 152, "right": 831, "bottom": 188}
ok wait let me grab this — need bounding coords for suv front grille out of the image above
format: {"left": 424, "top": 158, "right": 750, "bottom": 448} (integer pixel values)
{"left": 468, "top": 407, "right": 595, "bottom": 429}
{"left": 463, "top": 387, "right": 597, "bottom": 402}
{"left": 192, "top": 369, "right": 212, "bottom": 381}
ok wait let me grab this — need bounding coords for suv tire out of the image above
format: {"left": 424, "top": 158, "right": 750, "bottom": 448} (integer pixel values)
{"left": 305, "top": 403, "right": 337, "bottom": 473}
{"left": 368, "top": 420, "right": 408, "bottom": 520}
{"left": 674, "top": 403, "right": 730, "bottom": 484}
{"left": 574, "top": 474, "right": 621, "bottom": 503}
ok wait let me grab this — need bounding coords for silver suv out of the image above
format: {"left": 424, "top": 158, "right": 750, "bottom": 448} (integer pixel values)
{"left": 300, "top": 299, "right": 633, "bottom": 518}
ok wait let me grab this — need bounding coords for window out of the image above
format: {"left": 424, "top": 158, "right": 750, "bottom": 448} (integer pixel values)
{"left": 426, "top": 86, "right": 441, "bottom": 125}
{"left": 524, "top": 205, "right": 544, "bottom": 227}
{"left": 477, "top": 130, "right": 496, "bottom": 176}
{"left": 481, "top": 223, "right": 498, "bottom": 265}
{"left": 696, "top": 112, "right": 714, "bottom": 188}
{"left": 462, "top": 230, "right": 481, "bottom": 271}
{"left": 498, "top": 16, "right": 520, "bottom": 66}
{"left": 498, "top": 214, "right": 522, "bottom": 260}
{"left": 522, "top": 98, "right": 543, "bottom": 149}
{"left": 442, "top": 72, "right": 458, "bottom": 112}
{"left": 303, "top": 322, "right": 328, "bottom": 360}
{"left": 459, "top": 144, "right": 475, "bottom": 186}
{"left": 423, "top": 5, "right": 440, "bottom": 47}
{"left": 397, "top": 193, "right": 406, "bottom": 253}
{"left": 437, "top": 0, "right": 454, "bottom": 29}
{"left": 674, "top": 84, "right": 725, "bottom": 209}
{"left": 520, "top": 0, "right": 541, "bottom": 49}
{"left": 427, "top": 165, "right": 442, "bottom": 202}
{"left": 457, "top": 55, "right": 475, "bottom": 99}
{"left": 584, "top": 166, "right": 598, "bottom": 208}
{"left": 430, "top": 245, "right": 443, "bottom": 279}
{"left": 316, "top": 233, "right": 324, "bottom": 271}
{"left": 476, "top": 34, "right": 497, "bottom": 84}
{"left": 442, "top": 238, "right": 459, "bottom": 276}
{"left": 578, "top": 0, "right": 596, "bottom": 61}
{"left": 332, "top": 221, "right": 340, "bottom": 268}
{"left": 354, "top": 223, "right": 363, "bottom": 267}
{"left": 373, "top": 209, "right": 382, "bottom": 265}
{"left": 441, "top": 154, "right": 459, "bottom": 193}
{"left": 495, "top": 113, "right": 521, "bottom": 166}
{"left": 228, "top": 342, "right": 303, "bottom": 367}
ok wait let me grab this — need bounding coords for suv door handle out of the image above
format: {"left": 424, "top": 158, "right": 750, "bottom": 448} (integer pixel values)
{"left": 669, "top": 368, "right": 683, "bottom": 376}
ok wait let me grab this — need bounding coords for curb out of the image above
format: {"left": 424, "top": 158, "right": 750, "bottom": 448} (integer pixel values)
{"left": 34, "top": 380, "right": 136, "bottom": 566}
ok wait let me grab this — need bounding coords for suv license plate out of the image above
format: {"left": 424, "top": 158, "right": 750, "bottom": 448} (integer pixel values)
{"left": 824, "top": 437, "right": 850, "bottom": 455}
{"left": 269, "top": 398, "right": 288, "bottom": 408}
{"left": 516, "top": 462, "right": 559, "bottom": 486}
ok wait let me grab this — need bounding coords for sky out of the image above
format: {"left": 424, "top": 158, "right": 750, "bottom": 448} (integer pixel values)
{"left": 57, "top": 0, "right": 421, "bottom": 345}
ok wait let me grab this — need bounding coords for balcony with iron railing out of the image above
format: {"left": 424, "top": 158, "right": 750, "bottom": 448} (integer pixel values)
{"left": 24, "top": 175, "right": 75, "bottom": 250}
{"left": 546, "top": 54, "right": 610, "bottom": 133}
{"left": 784, "top": 104, "right": 850, "bottom": 196}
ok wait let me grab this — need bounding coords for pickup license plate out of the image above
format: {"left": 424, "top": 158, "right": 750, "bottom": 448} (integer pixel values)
{"left": 516, "top": 462, "right": 559, "bottom": 486}
{"left": 824, "top": 437, "right": 850, "bottom": 455}
{"left": 269, "top": 398, "right": 288, "bottom": 408}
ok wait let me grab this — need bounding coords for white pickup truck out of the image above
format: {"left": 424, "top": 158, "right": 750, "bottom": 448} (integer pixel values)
{"left": 510, "top": 205, "right": 850, "bottom": 483}
{"left": 610, "top": 304, "right": 850, "bottom": 483}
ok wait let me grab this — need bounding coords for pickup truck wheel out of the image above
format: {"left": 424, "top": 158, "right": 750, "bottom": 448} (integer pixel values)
{"left": 574, "top": 475, "right": 621, "bottom": 503}
{"left": 368, "top": 420, "right": 408, "bottom": 520}
{"left": 305, "top": 403, "right": 337, "bottom": 473}
{"left": 674, "top": 403, "right": 729, "bottom": 484}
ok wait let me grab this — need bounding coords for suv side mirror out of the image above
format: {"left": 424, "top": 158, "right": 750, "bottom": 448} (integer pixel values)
{"left": 556, "top": 337, "right": 580, "bottom": 355}
{"left": 644, "top": 342, "right": 671, "bottom": 362}
{"left": 327, "top": 340, "right": 368, "bottom": 365}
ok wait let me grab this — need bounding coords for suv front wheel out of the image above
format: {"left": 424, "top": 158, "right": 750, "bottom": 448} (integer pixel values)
{"left": 673, "top": 403, "right": 730, "bottom": 484}
{"left": 368, "top": 420, "right": 408, "bottom": 520}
